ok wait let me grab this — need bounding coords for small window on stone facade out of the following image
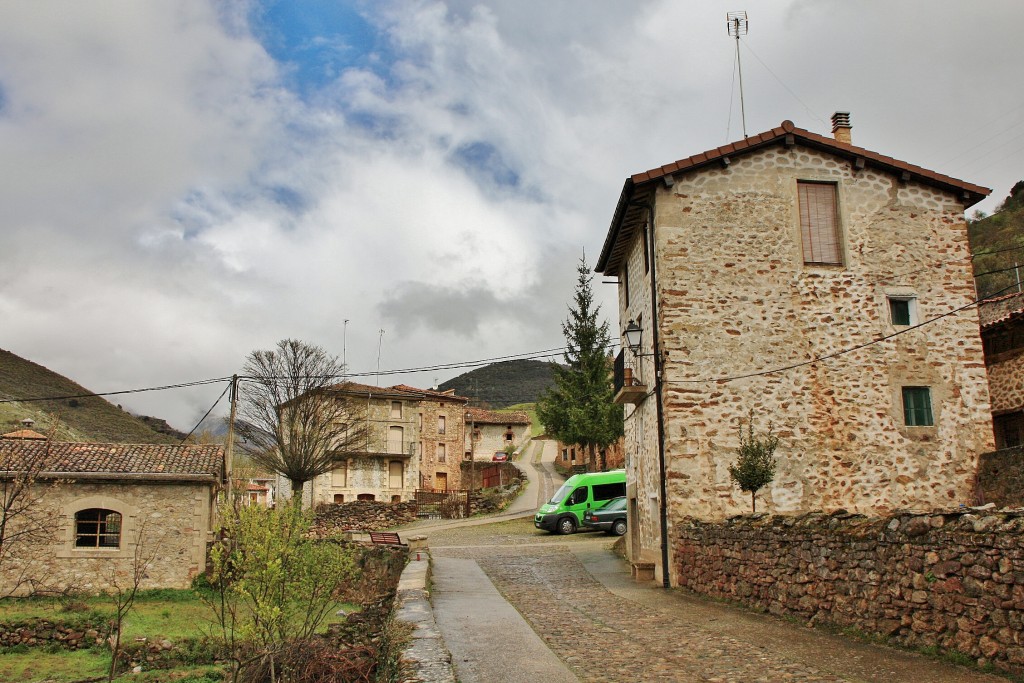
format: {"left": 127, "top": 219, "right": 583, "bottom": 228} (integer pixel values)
{"left": 438, "top": 442, "right": 446, "bottom": 463}
{"left": 391, "top": 495, "right": 401, "bottom": 503}
{"left": 391, "top": 401, "right": 402, "bottom": 419}
{"left": 902, "top": 387, "right": 934, "bottom": 427}
{"left": 357, "top": 493, "right": 376, "bottom": 501}
{"left": 994, "top": 412, "right": 1024, "bottom": 450}
{"left": 888, "top": 297, "right": 915, "bottom": 326}
{"left": 75, "top": 508, "right": 121, "bottom": 548}
{"left": 642, "top": 222, "right": 650, "bottom": 274}
{"left": 333, "top": 494, "right": 345, "bottom": 503}
{"left": 622, "top": 264, "right": 630, "bottom": 307}
{"left": 438, "top": 415, "right": 446, "bottom": 434}
{"left": 798, "top": 181, "right": 842, "bottom": 265}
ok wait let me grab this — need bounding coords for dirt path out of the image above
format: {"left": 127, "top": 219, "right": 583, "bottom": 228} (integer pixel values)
{"left": 428, "top": 518, "right": 1004, "bottom": 683}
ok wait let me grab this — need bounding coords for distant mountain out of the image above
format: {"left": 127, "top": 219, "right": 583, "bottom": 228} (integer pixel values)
{"left": 0, "top": 348, "right": 178, "bottom": 444}
{"left": 970, "top": 181, "right": 1024, "bottom": 300}
{"left": 438, "top": 359, "right": 559, "bottom": 408}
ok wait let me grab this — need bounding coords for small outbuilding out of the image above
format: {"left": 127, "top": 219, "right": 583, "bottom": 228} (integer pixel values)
{"left": 0, "top": 441, "right": 223, "bottom": 595}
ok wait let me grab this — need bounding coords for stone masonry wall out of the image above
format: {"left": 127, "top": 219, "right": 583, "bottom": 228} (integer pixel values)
{"left": 1, "top": 481, "right": 213, "bottom": 595}
{"left": 416, "top": 399, "right": 466, "bottom": 491}
{"left": 674, "top": 511, "right": 1024, "bottom": 675}
{"left": 986, "top": 350, "right": 1024, "bottom": 413}
{"left": 654, "top": 145, "right": 993, "bottom": 521}
{"left": 978, "top": 447, "right": 1024, "bottom": 508}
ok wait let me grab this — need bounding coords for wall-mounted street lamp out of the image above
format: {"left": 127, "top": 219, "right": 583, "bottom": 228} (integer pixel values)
{"left": 624, "top": 319, "right": 643, "bottom": 355}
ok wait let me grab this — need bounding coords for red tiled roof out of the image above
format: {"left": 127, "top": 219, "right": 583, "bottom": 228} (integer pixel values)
{"left": 391, "top": 384, "right": 469, "bottom": 403}
{"left": 325, "top": 381, "right": 422, "bottom": 399}
{"left": 596, "top": 120, "right": 992, "bottom": 274}
{"left": 1, "top": 429, "right": 47, "bottom": 440}
{"left": 465, "top": 406, "right": 531, "bottom": 425}
{"left": 979, "top": 291, "right": 1024, "bottom": 330}
{"left": 0, "top": 442, "right": 223, "bottom": 482}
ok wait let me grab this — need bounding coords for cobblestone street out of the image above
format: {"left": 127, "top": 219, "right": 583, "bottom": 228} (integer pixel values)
{"left": 428, "top": 518, "right": 1004, "bottom": 683}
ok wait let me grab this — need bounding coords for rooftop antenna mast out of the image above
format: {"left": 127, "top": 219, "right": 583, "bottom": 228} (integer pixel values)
{"left": 342, "top": 319, "right": 349, "bottom": 378}
{"left": 375, "top": 329, "right": 385, "bottom": 386}
{"left": 727, "top": 11, "right": 749, "bottom": 137}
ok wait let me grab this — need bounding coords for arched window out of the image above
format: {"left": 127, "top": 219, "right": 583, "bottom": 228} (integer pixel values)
{"left": 75, "top": 508, "right": 122, "bottom": 548}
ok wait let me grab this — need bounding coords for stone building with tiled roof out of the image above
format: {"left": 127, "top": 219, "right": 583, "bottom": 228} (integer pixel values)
{"left": 0, "top": 441, "right": 223, "bottom": 595}
{"left": 979, "top": 291, "right": 1024, "bottom": 448}
{"left": 597, "top": 113, "right": 994, "bottom": 586}
{"left": 303, "top": 382, "right": 470, "bottom": 506}
{"left": 463, "top": 406, "right": 531, "bottom": 459}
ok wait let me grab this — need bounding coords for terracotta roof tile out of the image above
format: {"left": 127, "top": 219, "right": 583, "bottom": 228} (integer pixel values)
{"left": 1, "top": 429, "right": 47, "bottom": 440}
{"left": 465, "top": 406, "right": 531, "bottom": 425}
{"left": 0, "top": 442, "right": 223, "bottom": 481}
{"left": 979, "top": 291, "right": 1024, "bottom": 329}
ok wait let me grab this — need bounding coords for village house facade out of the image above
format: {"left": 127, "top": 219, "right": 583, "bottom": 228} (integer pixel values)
{"left": 392, "top": 385, "right": 469, "bottom": 491}
{"left": 463, "top": 406, "right": 531, "bottom": 459}
{"left": 0, "top": 441, "right": 222, "bottom": 595}
{"left": 596, "top": 115, "right": 994, "bottom": 584}
{"left": 979, "top": 291, "right": 1024, "bottom": 449}
{"left": 307, "top": 382, "right": 469, "bottom": 505}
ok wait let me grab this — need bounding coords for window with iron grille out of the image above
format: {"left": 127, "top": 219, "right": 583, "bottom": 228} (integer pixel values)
{"left": 75, "top": 508, "right": 121, "bottom": 548}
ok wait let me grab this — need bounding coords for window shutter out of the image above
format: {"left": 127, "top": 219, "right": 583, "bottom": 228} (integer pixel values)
{"left": 798, "top": 182, "right": 841, "bottom": 265}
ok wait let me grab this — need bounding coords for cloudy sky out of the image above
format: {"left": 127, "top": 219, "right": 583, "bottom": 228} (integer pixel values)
{"left": 1, "top": 1, "right": 1022, "bottom": 430}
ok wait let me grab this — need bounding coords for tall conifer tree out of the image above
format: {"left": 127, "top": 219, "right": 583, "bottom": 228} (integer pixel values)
{"left": 538, "top": 258, "right": 623, "bottom": 468}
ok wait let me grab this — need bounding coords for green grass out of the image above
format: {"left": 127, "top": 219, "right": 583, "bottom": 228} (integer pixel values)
{"left": 505, "top": 402, "right": 543, "bottom": 438}
{"left": 0, "top": 647, "right": 109, "bottom": 682}
{"left": 0, "top": 647, "right": 225, "bottom": 683}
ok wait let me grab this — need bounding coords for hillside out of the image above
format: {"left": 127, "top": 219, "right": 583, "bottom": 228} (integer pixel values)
{"left": 970, "top": 181, "right": 1024, "bottom": 300}
{"left": 0, "top": 348, "right": 178, "bottom": 444}
{"left": 438, "top": 359, "right": 558, "bottom": 408}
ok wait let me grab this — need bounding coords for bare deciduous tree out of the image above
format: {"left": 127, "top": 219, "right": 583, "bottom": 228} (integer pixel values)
{"left": 0, "top": 437, "right": 58, "bottom": 596}
{"left": 107, "top": 520, "right": 162, "bottom": 682}
{"left": 237, "top": 339, "right": 366, "bottom": 507}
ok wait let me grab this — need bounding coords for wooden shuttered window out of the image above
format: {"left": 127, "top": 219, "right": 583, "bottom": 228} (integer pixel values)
{"left": 798, "top": 181, "right": 842, "bottom": 265}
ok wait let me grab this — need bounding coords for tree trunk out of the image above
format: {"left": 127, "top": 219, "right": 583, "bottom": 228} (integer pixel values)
{"left": 751, "top": 490, "right": 756, "bottom": 513}
{"left": 289, "top": 478, "right": 307, "bottom": 509}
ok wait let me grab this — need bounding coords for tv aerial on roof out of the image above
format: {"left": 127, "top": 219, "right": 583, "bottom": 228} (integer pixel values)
{"left": 727, "top": 11, "right": 749, "bottom": 137}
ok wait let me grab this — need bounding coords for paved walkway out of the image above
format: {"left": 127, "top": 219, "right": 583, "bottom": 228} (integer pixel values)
{"left": 428, "top": 519, "right": 1003, "bottom": 683}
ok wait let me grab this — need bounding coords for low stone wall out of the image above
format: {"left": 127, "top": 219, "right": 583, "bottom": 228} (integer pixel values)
{"left": 311, "top": 501, "right": 419, "bottom": 537}
{"left": 0, "top": 617, "right": 106, "bottom": 649}
{"left": 674, "top": 509, "right": 1024, "bottom": 675}
{"left": 978, "top": 447, "right": 1024, "bottom": 508}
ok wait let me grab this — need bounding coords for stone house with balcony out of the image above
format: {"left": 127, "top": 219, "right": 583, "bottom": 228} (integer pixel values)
{"left": 979, "top": 291, "right": 1024, "bottom": 449}
{"left": 308, "top": 382, "right": 469, "bottom": 505}
{"left": 463, "top": 406, "right": 531, "bottom": 460}
{"left": 0, "top": 441, "right": 222, "bottom": 595}
{"left": 596, "top": 114, "right": 994, "bottom": 585}
{"left": 308, "top": 382, "right": 422, "bottom": 505}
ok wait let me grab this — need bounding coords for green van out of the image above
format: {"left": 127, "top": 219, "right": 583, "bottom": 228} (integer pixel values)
{"left": 534, "top": 470, "right": 627, "bottom": 535}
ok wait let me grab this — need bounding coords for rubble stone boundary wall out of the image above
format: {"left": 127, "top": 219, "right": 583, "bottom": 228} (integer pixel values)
{"left": 674, "top": 510, "right": 1024, "bottom": 675}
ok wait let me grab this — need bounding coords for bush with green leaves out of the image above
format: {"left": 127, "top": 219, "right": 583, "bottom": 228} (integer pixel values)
{"left": 727, "top": 414, "right": 779, "bottom": 513}
{"left": 205, "top": 501, "right": 359, "bottom": 683}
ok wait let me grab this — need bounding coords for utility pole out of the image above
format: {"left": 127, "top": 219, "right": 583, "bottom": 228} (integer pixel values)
{"left": 224, "top": 374, "right": 239, "bottom": 500}
{"left": 375, "top": 329, "right": 385, "bottom": 386}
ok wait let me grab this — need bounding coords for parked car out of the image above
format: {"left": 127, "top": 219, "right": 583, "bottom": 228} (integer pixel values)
{"left": 581, "top": 496, "right": 627, "bottom": 536}
{"left": 535, "top": 470, "right": 626, "bottom": 534}
{"left": 492, "top": 451, "right": 508, "bottom": 462}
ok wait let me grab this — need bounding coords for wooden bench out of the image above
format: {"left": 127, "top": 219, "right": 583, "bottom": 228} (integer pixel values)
{"left": 369, "top": 531, "right": 406, "bottom": 546}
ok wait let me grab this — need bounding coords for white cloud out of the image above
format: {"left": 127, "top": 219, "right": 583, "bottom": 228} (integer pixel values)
{"left": 1, "top": 0, "right": 1021, "bottom": 429}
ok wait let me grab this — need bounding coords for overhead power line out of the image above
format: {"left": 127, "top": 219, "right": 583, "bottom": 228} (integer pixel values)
{"left": 0, "top": 376, "right": 234, "bottom": 405}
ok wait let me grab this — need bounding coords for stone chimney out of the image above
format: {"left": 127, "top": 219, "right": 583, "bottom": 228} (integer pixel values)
{"left": 831, "top": 111, "right": 852, "bottom": 144}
